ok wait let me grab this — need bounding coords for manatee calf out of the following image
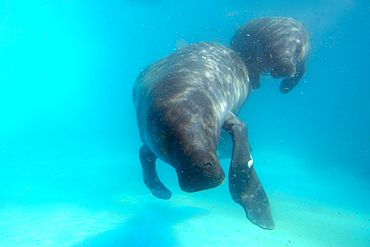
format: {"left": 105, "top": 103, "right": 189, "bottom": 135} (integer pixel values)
{"left": 230, "top": 16, "right": 310, "bottom": 93}
{"left": 133, "top": 42, "right": 274, "bottom": 229}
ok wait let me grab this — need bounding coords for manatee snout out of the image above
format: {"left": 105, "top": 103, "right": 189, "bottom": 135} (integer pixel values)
{"left": 176, "top": 150, "right": 225, "bottom": 192}
{"left": 271, "top": 58, "right": 296, "bottom": 78}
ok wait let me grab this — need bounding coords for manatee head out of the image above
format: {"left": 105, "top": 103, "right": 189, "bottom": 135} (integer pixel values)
{"left": 270, "top": 57, "right": 296, "bottom": 78}
{"left": 175, "top": 148, "right": 224, "bottom": 192}
{"left": 170, "top": 106, "right": 225, "bottom": 192}
{"left": 147, "top": 89, "right": 225, "bottom": 193}
{"left": 267, "top": 36, "right": 306, "bottom": 77}
{"left": 265, "top": 27, "right": 309, "bottom": 93}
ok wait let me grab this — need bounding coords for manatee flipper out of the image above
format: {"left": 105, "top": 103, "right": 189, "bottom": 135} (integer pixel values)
{"left": 139, "top": 144, "right": 172, "bottom": 199}
{"left": 223, "top": 114, "right": 274, "bottom": 230}
{"left": 280, "top": 63, "right": 306, "bottom": 94}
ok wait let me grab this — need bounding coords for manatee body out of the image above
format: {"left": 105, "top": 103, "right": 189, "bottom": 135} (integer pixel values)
{"left": 133, "top": 41, "right": 274, "bottom": 229}
{"left": 230, "top": 16, "right": 310, "bottom": 93}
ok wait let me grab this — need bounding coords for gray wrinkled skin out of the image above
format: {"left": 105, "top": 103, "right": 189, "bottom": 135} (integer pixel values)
{"left": 133, "top": 42, "right": 249, "bottom": 192}
{"left": 230, "top": 17, "right": 310, "bottom": 93}
{"left": 133, "top": 42, "right": 274, "bottom": 230}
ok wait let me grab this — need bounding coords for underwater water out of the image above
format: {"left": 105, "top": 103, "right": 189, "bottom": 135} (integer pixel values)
{"left": 0, "top": 0, "right": 369, "bottom": 246}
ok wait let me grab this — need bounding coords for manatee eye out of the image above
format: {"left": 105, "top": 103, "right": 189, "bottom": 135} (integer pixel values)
{"left": 295, "top": 44, "right": 303, "bottom": 54}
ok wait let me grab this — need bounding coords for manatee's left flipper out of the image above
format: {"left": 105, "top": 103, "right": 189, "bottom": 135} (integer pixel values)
{"left": 223, "top": 114, "right": 274, "bottom": 230}
{"left": 280, "top": 62, "right": 306, "bottom": 94}
{"left": 139, "top": 144, "right": 172, "bottom": 200}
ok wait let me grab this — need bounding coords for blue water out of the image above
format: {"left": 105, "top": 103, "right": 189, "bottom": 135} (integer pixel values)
{"left": 0, "top": 0, "right": 369, "bottom": 246}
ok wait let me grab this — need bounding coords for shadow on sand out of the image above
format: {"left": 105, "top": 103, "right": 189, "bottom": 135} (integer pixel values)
{"left": 72, "top": 202, "right": 207, "bottom": 247}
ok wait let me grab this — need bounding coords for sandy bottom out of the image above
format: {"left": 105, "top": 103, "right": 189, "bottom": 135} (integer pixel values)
{"left": 0, "top": 151, "right": 369, "bottom": 247}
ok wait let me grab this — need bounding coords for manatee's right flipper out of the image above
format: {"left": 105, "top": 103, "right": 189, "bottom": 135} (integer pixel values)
{"left": 139, "top": 144, "right": 172, "bottom": 199}
{"left": 223, "top": 115, "right": 274, "bottom": 230}
{"left": 280, "top": 62, "right": 306, "bottom": 94}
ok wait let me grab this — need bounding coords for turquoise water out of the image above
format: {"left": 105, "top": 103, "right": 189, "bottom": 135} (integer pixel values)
{"left": 0, "top": 0, "right": 369, "bottom": 246}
